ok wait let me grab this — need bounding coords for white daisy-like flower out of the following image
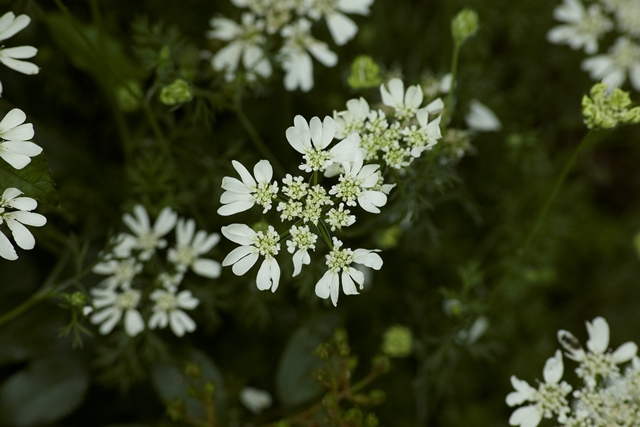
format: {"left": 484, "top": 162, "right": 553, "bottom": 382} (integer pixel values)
{"left": 218, "top": 159, "right": 279, "bottom": 216}
{"left": 92, "top": 258, "right": 143, "bottom": 289}
{"left": 557, "top": 316, "right": 637, "bottom": 388}
{"left": 279, "top": 18, "right": 337, "bottom": 92}
{"left": 607, "top": 0, "right": 640, "bottom": 38}
{"left": 148, "top": 287, "right": 199, "bottom": 337}
{"left": 0, "top": 187, "right": 46, "bottom": 261}
{"left": 232, "top": 0, "right": 300, "bottom": 34}
{"left": 315, "top": 237, "right": 382, "bottom": 306}
{"left": 168, "top": 218, "right": 222, "bottom": 279}
{"left": 333, "top": 97, "right": 371, "bottom": 138}
{"left": 380, "top": 78, "right": 424, "bottom": 120}
{"left": 0, "top": 12, "right": 39, "bottom": 96}
{"left": 306, "top": 0, "right": 374, "bottom": 46}
{"left": 581, "top": 37, "right": 640, "bottom": 91}
{"left": 239, "top": 386, "right": 273, "bottom": 414}
{"left": 403, "top": 107, "right": 442, "bottom": 159}
{"left": 207, "top": 13, "right": 272, "bottom": 82}
{"left": 0, "top": 108, "right": 42, "bottom": 170}
{"left": 122, "top": 205, "right": 178, "bottom": 261}
{"left": 465, "top": 99, "right": 502, "bottom": 132}
{"left": 286, "top": 224, "right": 317, "bottom": 276}
{"left": 547, "top": 0, "right": 612, "bottom": 55}
{"left": 329, "top": 150, "right": 387, "bottom": 213}
{"left": 221, "top": 224, "right": 281, "bottom": 292}
{"left": 90, "top": 287, "right": 145, "bottom": 336}
{"left": 285, "top": 115, "right": 361, "bottom": 173}
{"left": 506, "top": 350, "right": 573, "bottom": 427}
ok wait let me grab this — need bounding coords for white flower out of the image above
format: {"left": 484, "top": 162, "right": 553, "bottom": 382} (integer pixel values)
{"left": 330, "top": 150, "right": 387, "bottom": 213}
{"left": 92, "top": 258, "right": 143, "bottom": 289}
{"left": 611, "top": 0, "right": 640, "bottom": 38}
{"left": 465, "top": 99, "right": 502, "bottom": 132}
{"left": 380, "top": 78, "right": 424, "bottom": 120}
{"left": 301, "top": 184, "right": 333, "bottom": 224}
{"left": 122, "top": 205, "right": 178, "bottom": 261}
{"left": 168, "top": 218, "right": 222, "bottom": 278}
{"left": 334, "top": 97, "right": 371, "bottom": 138}
{"left": 315, "top": 237, "right": 382, "bottom": 306}
{"left": 148, "top": 287, "right": 199, "bottom": 337}
{"left": 306, "top": 0, "right": 374, "bottom": 46}
{"left": 239, "top": 387, "right": 273, "bottom": 414}
{"left": 221, "top": 224, "right": 281, "bottom": 292}
{"left": 285, "top": 115, "right": 360, "bottom": 172}
{"left": 207, "top": 13, "right": 272, "bottom": 81}
{"left": 218, "top": 159, "right": 279, "bottom": 216}
{"left": 506, "top": 350, "right": 572, "bottom": 427}
{"left": 581, "top": 37, "right": 640, "bottom": 91}
{"left": 0, "top": 12, "right": 39, "bottom": 96}
{"left": 403, "top": 107, "right": 442, "bottom": 159}
{"left": 279, "top": 18, "right": 337, "bottom": 92}
{"left": 90, "top": 287, "right": 145, "bottom": 336}
{"left": 286, "top": 224, "right": 317, "bottom": 276}
{"left": 557, "top": 316, "right": 637, "bottom": 387}
{"left": 0, "top": 108, "right": 42, "bottom": 170}
{"left": 0, "top": 187, "right": 46, "bottom": 261}
{"left": 325, "top": 203, "right": 356, "bottom": 231}
{"left": 547, "top": 0, "right": 612, "bottom": 55}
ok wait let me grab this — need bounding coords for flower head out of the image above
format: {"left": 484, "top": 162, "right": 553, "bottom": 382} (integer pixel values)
{"left": 582, "top": 37, "right": 640, "bottom": 92}
{"left": 330, "top": 151, "right": 387, "bottom": 213}
{"left": 380, "top": 78, "right": 424, "bottom": 120}
{"left": 0, "top": 108, "right": 42, "bottom": 170}
{"left": 0, "top": 12, "right": 39, "bottom": 95}
{"left": 148, "top": 287, "right": 199, "bottom": 337}
{"left": 0, "top": 187, "right": 46, "bottom": 261}
{"left": 90, "top": 287, "right": 145, "bottom": 336}
{"left": 122, "top": 205, "right": 178, "bottom": 261}
{"left": 306, "top": 0, "right": 373, "bottom": 46}
{"left": 547, "top": 0, "right": 612, "bottom": 55}
{"left": 168, "top": 218, "right": 222, "bottom": 278}
{"left": 218, "top": 159, "right": 279, "bottom": 216}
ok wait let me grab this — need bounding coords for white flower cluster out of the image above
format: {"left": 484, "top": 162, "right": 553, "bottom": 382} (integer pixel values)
{"left": 506, "top": 316, "right": 640, "bottom": 427}
{"left": 218, "top": 113, "right": 389, "bottom": 306}
{"left": 0, "top": 108, "right": 45, "bottom": 261}
{"left": 548, "top": 0, "right": 640, "bottom": 91}
{"left": 0, "top": 11, "right": 39, "bottom": 96}
{"left": 333, "top": 77, "right": 444, "bottom": 170}
{"left": 206, "top": 0, "right": 374, "bottom": 91}
{"left": 89, "top": 205, "right": 222, "bottom": 337}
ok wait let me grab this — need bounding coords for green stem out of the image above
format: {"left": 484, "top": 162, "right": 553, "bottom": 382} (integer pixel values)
{"left": 442, "top": 41, "right": 461, "bottom": 130}
{"left": 0, "top": 287, "right": 57, "bottom": 326}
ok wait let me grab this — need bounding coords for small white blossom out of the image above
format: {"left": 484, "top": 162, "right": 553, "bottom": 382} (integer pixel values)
{"left": 582, "top": 37, "right": 640, "bottom": 91}
{"left": 0, "top": 187, "right": 46, "bottom": 260}
{"left": 122, "top": 205, "right": 178, "bottom": 261}
{"left": 0, "top": 108, "right": 42, "bottom": 170}
{"left": 168, "top": 218, "right": 222, "bottom": 278}
{"left": 506, "top": 350, "right": 573, "bottom": 427}
{"left": 240, "top": 387, "right": 273, "bottom": 414}
{"left": 325, "top": 203, "right": 356, "bottom": 231}
{"left": 465, "top": 99, "right": 502, "bottom": 132}
{"left": 606, "top": 0, "right": 640, "bottom": 38}
{"left": 306, "top": 0, "right": 374, "bottom": 46}
{"left": 221, "top": 224, "right": 281, "bottom": 292}
{"left": 286, "top": 224, "right": 317, "bottom": 276}
{"left": 90, "top": 287, "right": 145, "bottom": 336}
{"left": 330, "top": 151, "right": 387, "bottom": 213}
{"left": 302, "top": 184, "right": 333, "bottom": 224}
{"left": 285, "top": 115, "right": 361, "bottom": 172}
{"left": 279, "top": 18, "right": 337, "bottom": 92}
{"left": 380, "top": 78, "right": 424, "bottom": 120}
{"left": 219, "top": 159, "right": 279, "bottom": 216}
{"left": 547, "top": 0, "right": 612, "bottom": 55}
{"left": 334, "top": 97, "right": 371, "bottom": 138}
{"left": 148, "top": 287, "right": 199, "bottom": 337}
{"left": 281, "top": 173, "right": 309, "bottom": 199}
{"left": 92, "top": 258, "right": 143, "bottom": 289}
{"left": 207, "top": 13, "right": 272, "bottom": 82}
{"left": 315, "top": 237, "right": 382, "bottom": 306}
{"left": 0, "top": 12, "right": 39, "bottom": 95}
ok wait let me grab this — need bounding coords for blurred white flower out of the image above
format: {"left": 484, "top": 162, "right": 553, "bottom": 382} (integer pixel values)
{"left": 207, "top": 13, "right": 272, "bottom": 82}
{"left": 0, "top": 108, "right": 42, "bottom": 170}
{"left": 465, "top": 99, "right": 502, "bottom": 132}
{"left": 333, "top": 97, "right": 371, "bottom": 138}
{"left": 218, "top": 159, "right": 278, "bottom": 216}
{"left": 239, "top": 386, "right": 272, "bottom": 414}
{"left": 582, "top": 37, "right": 640, "bottom": 91}
{"left": 90, "top": 287, "right": 145, "bottom": 336}
{"left": 92, "top": 258, "right": 143, "bottom": 289}
{"left": 122, "top": 205, "right": 178, "bottom": 261}
{"left": 221, "top": 224, "right": 281, "bottom": 292}
{"left": 380, "top": 78, "right": 424, "bottom": 120}
{"left": 315, "top": 237, "right": 382, "bottom": 306}
{"left": 608, "top": 0, "right": 640, "bottom": 38}
{"left": 279, "top": 18, "right": 337, "bottom": 91}
{"left": 0, "top": 12, "right": 39, "bottom": 96}
{"left": 0, "top": 187, "right": 46, "bottom": 261}
{"left": 148, "top": 287, "right": 199, "bottom": 337}
{"left": 330, "top": 150, "right": 386, "bottom": 213}
{"left": 168, "top": 218, "right": 222, "bottom": 278}
{"left": 547, "top": 0, "right": 612, "bottom": 54}
{"left": 306, "top": 0, "right": 374, "bottom": 46}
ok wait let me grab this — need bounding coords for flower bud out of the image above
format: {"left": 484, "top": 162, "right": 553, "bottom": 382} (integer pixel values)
{"left": 347, "top": 55, "right": 382, "bottom": 89}
{"left": 160, "top": 79, "right": 193, "bottom": 106}
{"left": 451, "top": 9, "right": 479, "bottom": 45}
{"left": 381, "top": 325, "right": 413, "bottom": 358}
{"left": 582, "top": 82, "right": 640, "bottom": 129}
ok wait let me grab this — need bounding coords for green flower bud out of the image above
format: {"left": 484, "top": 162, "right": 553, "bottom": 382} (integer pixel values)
{"left": 452, "top": 9, "right": 479, "bottom": 45}
{"left": 347, "top": 55, "right": 382, "bottom": 89}
{"left": 381, "top": 325, "right": 413, "bottom": 358}
{"left": 160, "top": 79, "right": 193, "bottom": 106}
{"left": 116, "top": 80, "right": 142, "bottom": 112}
{"left": 376, "top": 225, "right": 403, "bottom": 249}
{"left": 68, "top": 292, "right": 86, "bottom": 307}
{"left": 582, "top": 82, "right": 640, "bottom": 129}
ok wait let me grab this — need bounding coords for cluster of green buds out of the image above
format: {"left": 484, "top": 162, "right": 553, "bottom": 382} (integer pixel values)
{"left": 582, "top": 82, "right": 640, "bottom": 129}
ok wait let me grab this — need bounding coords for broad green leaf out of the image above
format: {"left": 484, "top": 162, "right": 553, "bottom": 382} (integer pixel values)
{"left": 0, "top": 155, "right": 58, "bottom": 206}
{"left": 0, "top": 355, "right": 89, "bottom": 426}
{"left": 276, "top": 313, "right": 339, "bottom": 407}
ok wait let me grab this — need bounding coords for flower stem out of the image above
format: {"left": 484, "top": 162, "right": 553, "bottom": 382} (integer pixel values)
{"left": 0, "top": 287, "right": 57, "bottom": 326}
{"left": 442, "top": 40, "right": 461, "bottom": 130}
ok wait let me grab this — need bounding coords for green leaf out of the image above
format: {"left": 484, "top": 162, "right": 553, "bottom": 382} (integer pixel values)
{"left": 0, "top": 355, "right": 89, "bottom": 426}
{"left": 0, "top": 155, "right": 58, "bottom": 206}
{"left": 276, "top": 313, "right": 339, "bottom": 407}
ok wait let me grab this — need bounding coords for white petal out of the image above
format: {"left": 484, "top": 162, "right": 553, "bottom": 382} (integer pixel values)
{"left": 0, "top": 231, "right": 17, "bottom": 260}
{"left": 170, "top": 310, "right": 196, "bottom": 336}
{"left": 253, "top": 159, "right": 273, "bottom": 183}
{"left": 586, "top": 317, "right": 609, "bottom": 354}
{"left": 124, "top": 309, "right": 145, "bottom": 336}
{"left": 193, "top": 258, "right": 222, "bottom": 278}
{"left": 0, "top": 108, "right": 26, "bottom": 131}
{"left": 10, "top": 211, "right": 46, "bottom": 227}
{"left": 506, "top": 376, "right": 536, "bottom": 406}
{"left": 218, "top": 199, "right": 255, "bottom": 216}
{"left": 221, "top": 224, "right": 257, "bottom": 245}
{"left": 329, "top": 270, "right": 340, "bottom": 306}
{"left": 509, "top": 405, "right": 543, "bottom": 427}
{"left": 1, "top": 46, "right": 37, "bottom": 59}
{"left": 232, "top": 251, "right": 259, "bottom": 275}
{"left": 308, "top": 41, "right": 337, "bottom": 67}
{"left": 1, "top": 123, "right": 34, "bottom": 141}
{"left": 341, "top": 270, "right": 359, "bottom": 295}
{"left": 0, "top": 149, "right": 29, "bottom": 169}
{"left": 354, "top": 249, "right": 383, "bottom": 270}
{"left": 315, "top": 270, "right": 333, "bottom": 300}
{"left": 222, "top": 176, "right": 251, "bottom": 193}
{"left": 256, "top": 258, "right": 273, "bottom": 291}
{"left": 466, "top": 100, "right": 502, "bottom": 132}
{"left": 222, "top": 245, "right": 255, "bottom": 266}
{"left": 6, "top": 219, "right": 35, "bottom": 249}
{"left": 0, "top": 56, "right": 39, "bottom": 75}
{"left": 612, "top": 342, "right": 638, "bottom": 364}
{"left": 326, "top": 12, "right": 358, "bottom": 46}
{"left": 153, "top": 207, "right": 177, "bottom": 236}
{"left": 542, "top": 350, "right": 564, "bottom": 384}
{"left": 0, "top": 14, "right": 30, "bottom": 41}
{"left": 232, "top": 160, "right": 257, "bottom": 187}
